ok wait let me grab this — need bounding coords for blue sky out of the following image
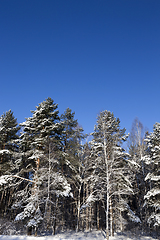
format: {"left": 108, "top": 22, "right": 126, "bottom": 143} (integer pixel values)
{"left": 0, "top": 0, "right": 160, "bottom": 135}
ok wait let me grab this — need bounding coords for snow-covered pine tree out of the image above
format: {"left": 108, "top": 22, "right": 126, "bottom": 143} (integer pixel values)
{"left": 60, "top": 108, "right": 82, "bottom": 174}
{"left": 38, "top": 140, "right": 72, "bottom": 235}
{"left": 0, "top": 110, "right": 20, "bottom": 218}
{"left": 0, "top": 110, "right": 20, "bottom": 175}
{"left": 14, "top": 98, "right": 71, "bottom": 235}
{"left": 89, "top": 110, "right": 136, "bottom": 239}
{"left": 144, "top": 122, "right": 160, "bottom": 231}
{"left": 60, "top": 108, "right": 85, "bottom": 231}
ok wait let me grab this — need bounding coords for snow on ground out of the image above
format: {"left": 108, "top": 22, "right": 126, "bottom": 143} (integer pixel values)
{"left": 0, "top": 231, "right": 159, "bottom": 240}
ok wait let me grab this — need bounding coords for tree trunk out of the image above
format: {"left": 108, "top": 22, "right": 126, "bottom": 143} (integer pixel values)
{"left": 82, "top": 184, "right": 85, "bottom": 231}
{"left": 97, "top": 201, "right": 100, "bottom": 230}
{"left": 52, "top": 196, "right": 58, "bottom": 235}
{"left": 103, "top": 122, "right": 110, "bottom": 240}
{"left": 76, "top": 187, "right": 81, "bottom": 232}
{"left": 89, "top": 206, "right": 92, "bottom": 231}
{"left": 86, "top": 184, "right": 89, "bottom": 230}
{"left": 120, "top": 209, "right": 123, "bottom": 232}
{"left": 34, "top": 227, "right": 37, "bottom": 236}
{"left": 106, "top": 199, "right": 109, "bottom": 240}
{"left": 110, "top": 198, "right": 114, "bottom": 236}
{"left": 0, "top": 190, "right": 4, "bottom": 204}
{"left": 27, "top": 227, "right": 32, "bottom": 236}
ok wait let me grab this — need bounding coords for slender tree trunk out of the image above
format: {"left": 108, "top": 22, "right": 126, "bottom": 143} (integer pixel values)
{"left": 62, "top": 202, "right": 64, "bottom": 231}
{"left": 82, "top": 184, "right": 85, "bottom": 231}
{"left": 97, "top": 201, "right": 100, "bottom": 230}
{"left": 103, "top": 122, "right": 110, "bottom": 240}
{"left": 72, "top": 189, "right": 76, "bottom": 230}
{"left": 76, "top": 204, "right": 80, "bottom": 232}
{"left": 89, "top": 206, "right": 92, "bottom": 231}
{"left": 120, "top": 209, "right": 123, "bottom": 232}
{"left": 45, "top": 143, "right": 51, "bottom": 224}
{"left": 52, "top": 196, "right": 58, "bottom": 235}
{"left": 110, "top": 198, "right": 114, "bottom": 236}
{"left": 106, "top": 200, "right": 109, "bottom": 240}
{"left": 34, "top": 227, "right": 37, "bottom": 236}
{"left": 76, "top": 186, "right": 82, "bottom": 232}
{"left": 0, "top": 190, "right": 4, "bottom": 204}
{"left": 86, "top": 184, "right": 89, "bottom": 230}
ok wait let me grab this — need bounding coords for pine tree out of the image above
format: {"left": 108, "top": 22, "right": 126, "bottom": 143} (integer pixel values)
{"left": 14, "top": 98, "right": 71, "bottom": 235}
{"left": 0, "top": 110, "right": 20, "bottom": 218}
{"left": 144, "top": 122, "right": 160, "bottom": 231}
{"left": 0, "top": 110, "right": 20, "bottom": 175}
{"left": 60, "top": 108, "right": 85, "bottom": 231}
{"left": 60, "top": 108, "right": 81, "bottom": 176}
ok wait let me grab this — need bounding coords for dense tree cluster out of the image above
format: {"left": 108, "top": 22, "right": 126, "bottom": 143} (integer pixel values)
{"left": 0, "top": 98, "right": 159, "bottom": 238}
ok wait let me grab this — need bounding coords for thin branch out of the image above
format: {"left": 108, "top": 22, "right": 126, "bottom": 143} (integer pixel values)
{"left": 12, "top": 175, "right": 35, "bottom": 183}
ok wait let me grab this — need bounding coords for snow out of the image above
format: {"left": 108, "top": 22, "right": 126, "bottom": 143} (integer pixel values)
{"left": 0, "top": 231, "right": 158, "bottom": 240}
{"left": 15, "top": 202, "right": 36, "bottom": 221}
{"left": 144, "top": 188, "right": 160, "bottom": 199}
{"left": 0, "top": 175, "right": 12, "bottom": 186}
{"left": 145, "top": 173, "right": 160, "bottom": 182}
{"left": 127, "top": 208, "right": 141, "bottom": 223}
{"left": 0, "top": 150, "right": 10, "bottom": 155}
{"left": 148, "top": 213, "right": 160, "bottom": 227}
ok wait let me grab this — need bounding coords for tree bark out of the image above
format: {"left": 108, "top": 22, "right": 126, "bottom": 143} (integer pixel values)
{"left": 52, "top": 196, "right": 58, "bottom": 235}
{"left": 103, "top": 122, "right": 110, "bottom": 240}
{"left": 97, "top": 201, "right": 100, "bottom": 230}
{"left": 110, "top": 198, "right": 114, "bottom": 236}
{"left": 76, "top": 186, "right": 81, "bottom": 232}
{"left": 86, "top": 184, "right": 89, "bottom": 230}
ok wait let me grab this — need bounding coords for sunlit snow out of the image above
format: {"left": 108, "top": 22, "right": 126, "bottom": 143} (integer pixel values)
{"left": 0, "top": 231, "right": 158, "bottom": 240}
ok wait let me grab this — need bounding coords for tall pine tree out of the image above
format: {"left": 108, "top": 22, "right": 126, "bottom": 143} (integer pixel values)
{"left": 14, "top": 98, "right": 71, "bottom": 235}
{"left": 0, "top": 110, "right": 20, "bottom": 218}
{"left": 144, "top": 122, "right": 160, "bottom": 230}
{"left": 60, "top": 108, "right": 84, "bottom": 231}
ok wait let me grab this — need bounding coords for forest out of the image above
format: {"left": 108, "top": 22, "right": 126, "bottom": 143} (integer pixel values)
{"left": 0, "top": 97, "right": 159, "bottom": 239}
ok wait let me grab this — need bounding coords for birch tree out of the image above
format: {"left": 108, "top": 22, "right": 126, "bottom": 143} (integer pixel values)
{"left": 90, "top": 111, "right": 135, "bottom": 239}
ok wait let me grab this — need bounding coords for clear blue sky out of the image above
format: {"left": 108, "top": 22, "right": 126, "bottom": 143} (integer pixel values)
{"left": 0, "top": 0, "right": 160, "bottom": 135}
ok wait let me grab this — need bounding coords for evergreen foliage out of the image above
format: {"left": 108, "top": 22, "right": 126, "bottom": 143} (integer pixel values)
{"left": 13, "top": 98, "right": 70, "bottom": 234}
{"left": 0, "top": 99, "right": 159, "bottom": 238}
{"left": 0, "top": 110, "right": 20, "bottom": 219}
{"left": 144, "top": 122, "right": 160, "bottom": 230}
{"left": 0, "top": 110, "right": 20, "bottom": 175}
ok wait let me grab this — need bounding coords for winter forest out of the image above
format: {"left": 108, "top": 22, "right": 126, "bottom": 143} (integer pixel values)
{"left": 0, "top": 97, "right": 159, "bottom": 239}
